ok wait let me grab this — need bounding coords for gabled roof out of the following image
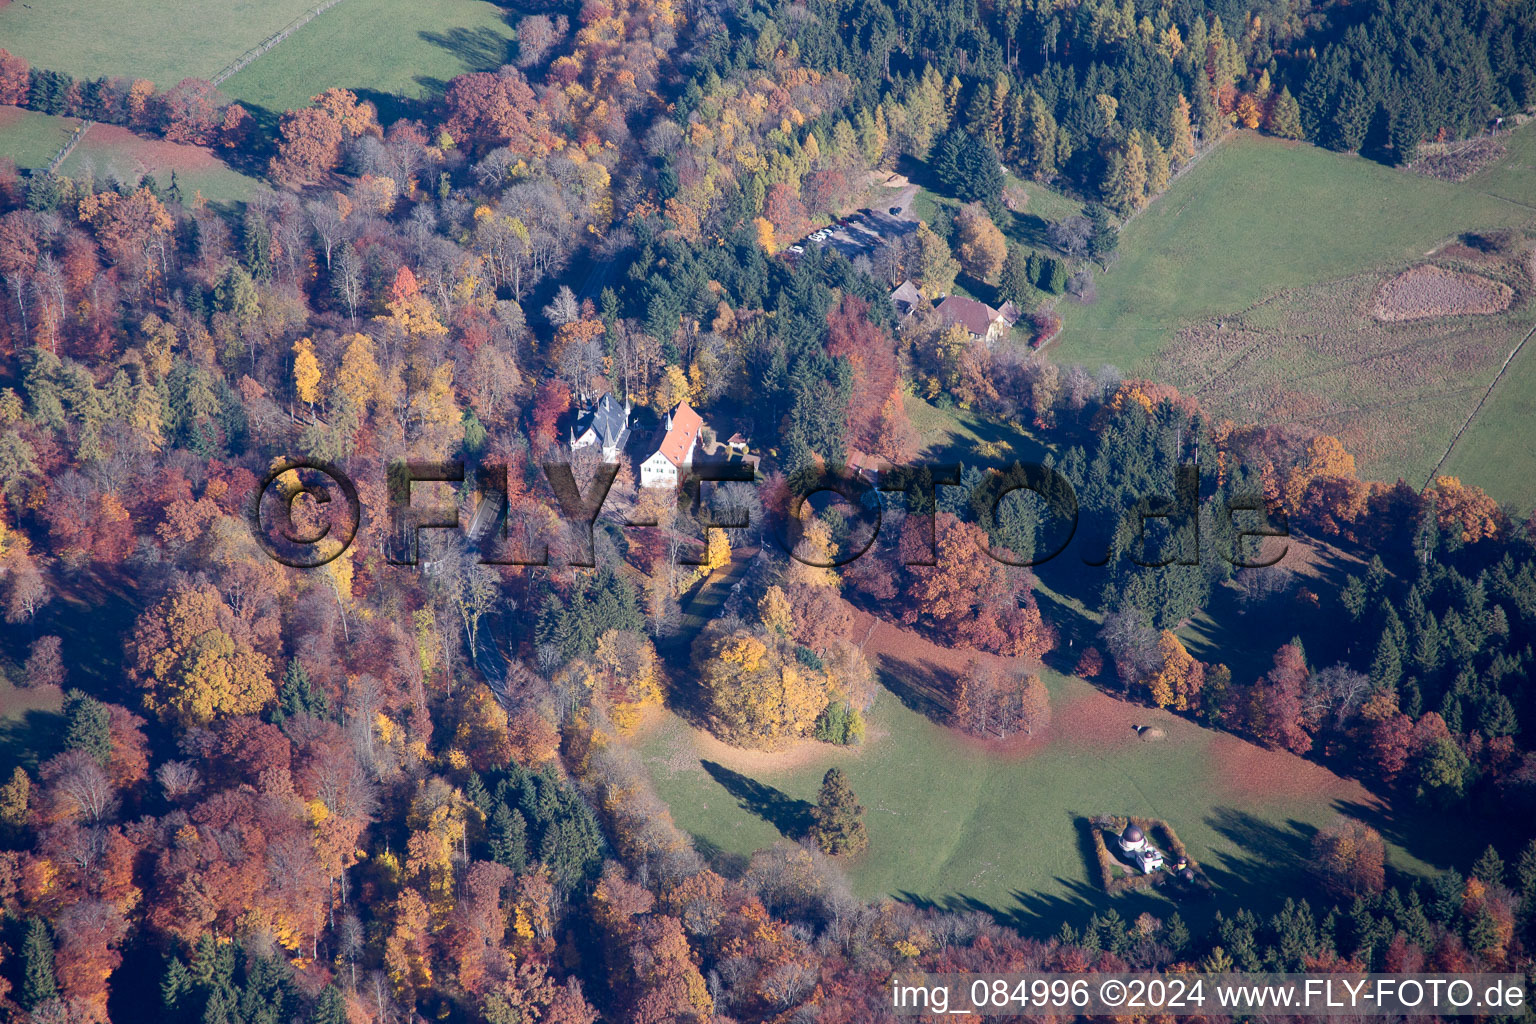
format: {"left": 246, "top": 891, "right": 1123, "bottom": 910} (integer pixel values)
{"left": 936, "top": 295, "right": 1006, "bottom": 336}
{"left": 656, "top": 401, "right": 703, "bottom": 468}
{"left": 578, "top": 393, "right": 628, "bottom": 448}
{"left": 890, "top": 279, "right": 924, "bottom": 316}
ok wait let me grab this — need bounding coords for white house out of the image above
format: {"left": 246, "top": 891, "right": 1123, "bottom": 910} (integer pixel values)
{"left": 570, "top": 393, "right": 631, "bottom": 462}
{"left": 639, "top": 400, "right": 704, "bottom": 489}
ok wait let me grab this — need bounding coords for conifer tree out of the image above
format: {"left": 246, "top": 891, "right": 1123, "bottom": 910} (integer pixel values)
{"left": 272, "top": 659, "right": 328, "bottom": 723}
{"left": 489, "top": 804, "right": 530, "bottom": 872}
{"left": 1473, "top": 844, "right": 1506, "bottom": 887}
{"left": 21, "top": 916, "right": 58, "bottom": 1009}
{"left": 162, "top": 955, "right": 193, "bottom": 1016}
{"left": 62, "top": 689, "right": 111, "bottom": 766}
{"left": 811, "top": 767, "right": 869, "bottom": 855}
{"left": 1000, "top": 245, "right": 1033, "bottom": 308}
{"left": 1267, "top": 86, "right": 1303, "bottom": 139}
{"left": 311, "top": 985, "right": 348, "bottom": 1024}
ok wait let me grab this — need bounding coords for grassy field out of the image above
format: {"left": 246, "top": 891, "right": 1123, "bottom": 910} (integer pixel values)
{"left": 0, "top": 0, "right": 323, "bottom": 86}
{"left": 1465, "top": 120, "right": 1536, "bottom": 210}
{"left": 0, "top": 107, "right": 79, "bottom": 169}
{"left": 637, "top": 661, "right": 1471, "bottom": 930}
{"left": 1440, "top": 324, "right": 1536, "bottom": 508}
{"left": 1436, "top": 126, "right": 1536, "bottom": 508}
{"left": 643, "top": 399, "right": 1462, "bottom": 925}
{"left": 59, "top": 124, "right": 262, "bottom": 207}
{"left": 0, "top": 111, "right": 260, "bottom": 208}
{"left": 1146, "top": 250, "right": 1536, "bottom": 493}
{"left": 1053, "top": 132, "right": 1534, "bottom": 371}
{"left": 0, "top": 675, "right": 64, "bottom": 774}
{"left": 222, "top": 0, "right": 517, "bottom": 121}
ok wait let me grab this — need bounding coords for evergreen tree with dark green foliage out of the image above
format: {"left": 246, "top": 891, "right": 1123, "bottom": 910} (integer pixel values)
{"left": 1085, "top": 204, "right": 1118, "bottom": 263}
{"left": 1468, "top": 905, "right": 1503, "bottom": 956}
{"left": 1267, "top": 87, "right": 1303, "bottom": 140}
{"left": 272, "top": 659, "right": 328, "bottom": 724}
{"left": 489, "top": 804, "right": 530, "bottom": 873}
{"left": 933, "top": 128, "right": 1005, "bottom": 208}
{"left": 1215, "top": 908, "right": 1261, "bottom": 970}
{"left": 1096, "top": 907, "right": 1128, "bottom": 956}
{"left": 63, "top": 689, "right": 112, "bottom": 766}
{"left": 535, "top": 567, "right": 645, "bottom": 661}
{"left": 999, "top": 245, "right": 1032, "bottom": 308}
{"left": 162, "top": 955, "right": 193, "bottom": 1020}
{"left": 810, "top": 767, "right": 868, "bottom": 855}
{"left": 27, "top": 69, "right": 74, "bottom": 115}
{"left": 311, "top": 985, "right": 347, "bottom": 1024}
{"left": 1472, "top": 845, "right": 1506, "bottom": 887}
{"left": 244, "top": 215, "right": 274, "bottom": 282}
{"left": 1517, "top": 841, "right": 1536, "bottom": 899}
{"left": 1163, "top": 912, "right": 1190, "bottom": 957}
{"left": 22, "top": 916, "right": 58, "bottom": 1009}
{"left": 480, "top": 765, "right": 604, "bottom": 890}
{"left": 1025, "top": 252, "right": 1045, "bottom": 290}
{"left": 1043, "top": 257, "right": 1068, "bottom": 294}
{"left": 466, "top": 772, "right": 492, "bottom": 813}
{"left": 1428, "top": 868, "right": 1465, "bottom": 924}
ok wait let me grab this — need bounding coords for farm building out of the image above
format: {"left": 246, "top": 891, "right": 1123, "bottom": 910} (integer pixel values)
{"left": 640, "top": 400, "right": 705, "bottom": 489}
{"left": 935, "top": 295, "right": 1020, "bottom": 343}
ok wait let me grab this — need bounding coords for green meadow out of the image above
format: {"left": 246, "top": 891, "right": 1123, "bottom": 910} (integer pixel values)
{"left": 0, "top": 107, "right": 78, "bottom": 168}
{"left": 638, "top": 667, "right": 1471, "bottom": 929}
{"left": 1053, "top": 131, "right": 1534, "bottom": 371}
{"left": 222, "top": 0, "right": 518, "bottom": 119}
{"left": 0, "top": 0, "right": 322, "bottom": 85}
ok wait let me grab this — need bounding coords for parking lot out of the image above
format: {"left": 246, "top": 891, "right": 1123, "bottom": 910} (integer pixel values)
{"left": 785, "top": 184, "right": 921, "bottom": 260}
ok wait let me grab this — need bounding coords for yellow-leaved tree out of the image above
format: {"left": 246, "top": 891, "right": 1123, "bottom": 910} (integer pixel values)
{"left": 292, "top": 337, "right": 322, "bottom": 414}
{"left": 695, "top": 620, "right": 830, "bottom": 748}
{"left": 130, "top": 583, "right": 277, "bottom": 725}
{"left": 1146, "top": 630, "right": 1203, "bottom": 710}
{"left": 335, "top": 331, "right": 382, "bottom": 413}
{"left": 593, "top": 628, "right": 664, "bottom": 731}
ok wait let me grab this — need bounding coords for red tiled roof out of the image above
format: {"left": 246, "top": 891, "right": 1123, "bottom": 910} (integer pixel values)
{"left": 657, "top": 401, "right": 703, "bottom": 467}
{"left": 936, "top": 295, "right": 1003, "bottom": 336}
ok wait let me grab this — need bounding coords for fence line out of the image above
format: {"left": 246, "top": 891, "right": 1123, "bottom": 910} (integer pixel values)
{"left": 35, "top": 0, "right": 349, "bottom": 179}
{"left": 44, "top": 119, "right": 94, "bottom": 175}
{"left": 209, "top": 0, "right": 351, "bottom": 85}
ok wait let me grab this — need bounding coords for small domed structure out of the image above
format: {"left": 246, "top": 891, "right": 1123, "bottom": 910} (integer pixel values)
{"left": 1179, "top": 867, "right": 1196, "bottom": 883}
{"left": 1118, "top": 825, "right": 1146, "bottom": 853}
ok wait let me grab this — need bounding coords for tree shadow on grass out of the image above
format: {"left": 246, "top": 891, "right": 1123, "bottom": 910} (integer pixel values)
{"left": 1200, "top": 806, "right": 1319, "bottom": 916}
{"left": 0, "top": 707, "right": 65, "bottom": 773}
{"left": 899, "top": 876, "right": 1173, "bottom": 935}
{"left": 355, "top": 87, "right": 434, "bottom": 128}
{"left": 1331, "top": 796, "right": 1492, "bottom": 878}
{"left": 689, "top": 833, "right": 752, "bottom": 879}
{"left": 1007, "top": 210, "right": 1057, "bottom": 251}
{"left": 418, "top": 26, "right": 514, "bottom": 71}
{"left": 871, "top": 650, "right": 954, "bottom": 720}
{"left": 700, "top": 760, "right": 813, "bottom": 840}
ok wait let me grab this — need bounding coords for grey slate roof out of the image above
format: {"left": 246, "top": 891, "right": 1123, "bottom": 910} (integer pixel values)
{"left": 577, "top": 393, "right": 629, "bottom": 450}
